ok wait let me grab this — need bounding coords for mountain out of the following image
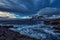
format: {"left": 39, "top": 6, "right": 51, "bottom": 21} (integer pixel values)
{"left": 0, "top": 0, "right": 60, "bottom": 40}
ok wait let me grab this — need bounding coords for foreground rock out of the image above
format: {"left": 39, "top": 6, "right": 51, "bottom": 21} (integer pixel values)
{"left": 0, "top": 26, "right": 37, "bottom": 40}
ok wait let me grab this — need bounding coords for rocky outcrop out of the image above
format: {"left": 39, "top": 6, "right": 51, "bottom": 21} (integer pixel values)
{"left": 0, "top": 26, "right": 37, "bottom": 40}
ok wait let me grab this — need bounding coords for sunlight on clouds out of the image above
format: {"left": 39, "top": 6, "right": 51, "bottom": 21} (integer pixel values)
{"left": 15, "top": 14, "right": 31, "bottom": 19}
{"left": 0, "top": 11, "right": 31, "bottom": 19}
{"left": 20, "top": 16, "right": 31, "bottom": 19}
{"left": 0, "top": 11, "right": 16, "bottom": 18}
